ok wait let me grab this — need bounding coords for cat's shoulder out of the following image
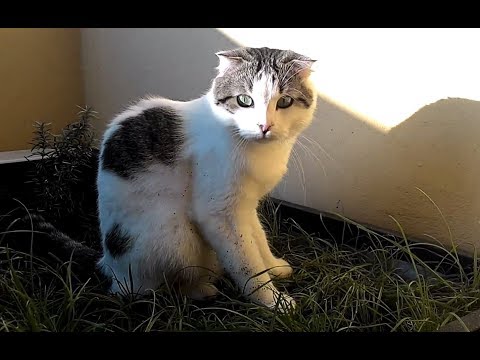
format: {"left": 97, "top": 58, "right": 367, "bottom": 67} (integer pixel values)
{"left": 101, "top": 96, "right": 185, "bottom": 143}
{"left": 99, "top": 96, "right": 187, "bottom": 178}
{"left": 109, "top": 96, "right": 183, "bottom": 127}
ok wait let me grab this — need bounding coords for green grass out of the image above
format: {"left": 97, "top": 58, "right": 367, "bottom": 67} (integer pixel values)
{"left": 0, "top": 201, "right": 479, "bottom": 332}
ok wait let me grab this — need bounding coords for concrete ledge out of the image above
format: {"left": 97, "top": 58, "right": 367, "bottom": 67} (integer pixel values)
{"left": 0, "top": 150, "right": 40, "bottom": 165}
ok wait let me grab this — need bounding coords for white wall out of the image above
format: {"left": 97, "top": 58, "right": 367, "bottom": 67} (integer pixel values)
{"left": 81, "top": 28, "right": 480, "bottom": 255}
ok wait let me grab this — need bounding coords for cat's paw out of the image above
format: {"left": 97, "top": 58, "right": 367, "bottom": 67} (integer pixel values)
{"left": 182, "top": 282, "right": 219, "bottom": 301}
{"left": 248, "top": 283, "right": 295, "bottom": 313}
{"left": 268, "top": 291, "right": 296, "bottom": 313}
{"left": 268, "top": 258, "right": 293, "bottom": 279}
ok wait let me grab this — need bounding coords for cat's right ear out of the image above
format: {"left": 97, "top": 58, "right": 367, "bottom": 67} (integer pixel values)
{"left": 215, "top": 50, "right": 245, "bottom": 76}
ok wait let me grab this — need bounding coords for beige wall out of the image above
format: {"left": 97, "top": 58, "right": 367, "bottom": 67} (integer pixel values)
{"left": 81, "top": 28, "right": 480, "bottom": 255}
{"left": 0, "top": 28, "right": 84, "bottom": 151}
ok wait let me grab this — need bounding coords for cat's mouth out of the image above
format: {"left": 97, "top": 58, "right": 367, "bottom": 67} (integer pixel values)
{"left": 243, "top": 133, "right": 275, "bottom": 143}
{"left": 231, "top": 126, "right": 277, "bottom": 143}
{"left": 257, "top": 132, "right": 273, "bottom": 141}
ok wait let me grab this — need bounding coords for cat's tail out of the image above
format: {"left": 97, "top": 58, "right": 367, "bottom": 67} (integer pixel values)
{"left": 0, "top": 213, "right": 110, "bottom": 289}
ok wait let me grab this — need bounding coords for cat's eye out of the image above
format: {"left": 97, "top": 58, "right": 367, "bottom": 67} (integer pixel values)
{"left": 237, "top": 94, "right": 254, "bottom": 108}
{"left": 277, "top": 96, "right": 294, "bottom": 109}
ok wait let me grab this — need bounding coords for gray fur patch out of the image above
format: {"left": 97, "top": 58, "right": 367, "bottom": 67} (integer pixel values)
{"left": 101, "top": 106, "right": 184, "bottom": 178}
{"left": 213, "top": 47, "right": 315, "bottom": 111}
{"left": 105, "top": 223, "right": 132, "bottom": 258}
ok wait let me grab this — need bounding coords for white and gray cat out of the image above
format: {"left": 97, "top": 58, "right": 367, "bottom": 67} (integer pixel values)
{"left": 96, "top": 47, "right": 318, "bottom": 311}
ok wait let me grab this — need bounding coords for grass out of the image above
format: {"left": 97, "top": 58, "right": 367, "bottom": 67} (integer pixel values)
{"left": 0, "top": 200, "right": 479, "bottom": 332}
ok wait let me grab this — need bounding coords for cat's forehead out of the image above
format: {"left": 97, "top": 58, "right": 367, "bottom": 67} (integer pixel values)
{"left": 229, "top": 47, "right": 304, "bottom": 63}
{"left": 236, "top": 48, "right": 294, "bottom": 74}
{"left": 251, "top": 72, "right": 277, "bottom": 103}
{"left": 244, "top": 47, "right": 288, "bottom": 64}
{"left": 220, "top": 47, "right": 313, "bottom": 79}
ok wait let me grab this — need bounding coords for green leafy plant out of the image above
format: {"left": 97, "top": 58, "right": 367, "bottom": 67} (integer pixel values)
{"left": 26, "top": 106, "right": 99, "bottom": 246}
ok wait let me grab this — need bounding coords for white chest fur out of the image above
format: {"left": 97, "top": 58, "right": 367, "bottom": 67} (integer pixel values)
{"left": 242, "top": 140, "right": 293, "bottom": 200}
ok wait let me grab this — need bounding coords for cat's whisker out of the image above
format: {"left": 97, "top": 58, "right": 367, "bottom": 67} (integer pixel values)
{"left": 291, "top": 147, "right": 307, "bottom": 205}
{"left": 281, "top": 175, "right": 287, "bottom": 194}
{"left": 282, "top": 67, "right": 305, "bottom": 87}
{"left": 280, "top": 61, "right": 297, "bottom": 85}
{"left": 300, "top": 135, "right": 336, "bottom": 163}
{"left": 231, "top": 143, "right": 240, "bottom": 158}
{"left": 288, "top": 150, "right": 298, "bottom": 182}
{"left": 230, "top": 130, "right": 249, "bottom": 156}
{"left": 295, "top": 139, "right": 327, "bottom": 178}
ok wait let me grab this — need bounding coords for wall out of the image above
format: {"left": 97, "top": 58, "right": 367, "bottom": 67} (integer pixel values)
{"left": 0, "top": 28, "right": 84, "bottom": 152}
{"left": 81, "top": 28, "right": 480, "bottom": 255}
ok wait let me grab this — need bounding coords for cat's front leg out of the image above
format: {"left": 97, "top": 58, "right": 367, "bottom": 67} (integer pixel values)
{"left": 251, "top": 210, "right": 293, "bottom": 279}
{"left": 192, "top": 202, "right": 295, "bottom": 312}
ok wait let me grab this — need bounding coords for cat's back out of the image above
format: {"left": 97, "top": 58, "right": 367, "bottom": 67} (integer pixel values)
{"left": 99, "top": 96, "right": 188, "bottom": 179}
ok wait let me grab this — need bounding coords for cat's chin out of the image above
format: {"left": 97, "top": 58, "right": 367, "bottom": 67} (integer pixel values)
{"left": 245, "top": 136, "right": 276, "bottom": 144}
{"left": 235, "top": 132, "right": 277, "bottom": 143}
{"left": 253, "top": 136, "right": 276, "bottom": 144}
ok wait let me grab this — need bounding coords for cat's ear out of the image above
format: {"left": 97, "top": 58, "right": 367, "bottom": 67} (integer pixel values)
{"left": 215, "top": 49, "right": 248, "bottom": 76}
{"left": 289, "top": 59, "right": 317, "bottom": 79}
{"left": 282, "top": 51, "right": 317, "bottom": 79}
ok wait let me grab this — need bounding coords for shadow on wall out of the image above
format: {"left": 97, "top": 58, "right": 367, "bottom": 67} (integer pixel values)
{"left": 82, "top": 28, "right": 480, "bottom": 254}
{"left": 276, "top": 95, "right": 480, "bottom": 255}
{"left": 383, "top": 98, "right": 480, "bottom": 252}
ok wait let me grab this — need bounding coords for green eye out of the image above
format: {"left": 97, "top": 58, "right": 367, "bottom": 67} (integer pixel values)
{"left": 237, "top": 94, "right": 254, "bottom": 108}
{"left": 277, "top": 96, "right": 294, "bottom": 109}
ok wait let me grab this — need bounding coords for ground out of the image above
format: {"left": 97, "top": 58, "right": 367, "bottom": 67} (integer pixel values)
{"left": 0, "top": 199, "right": 479, "bottom": 332}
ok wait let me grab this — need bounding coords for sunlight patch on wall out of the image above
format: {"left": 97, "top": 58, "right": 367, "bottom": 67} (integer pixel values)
{"left": 217, "top": 28, "right": 480, "bottom": 131}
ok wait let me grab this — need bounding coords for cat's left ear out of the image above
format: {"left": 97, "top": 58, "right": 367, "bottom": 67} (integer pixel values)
{"left": 282, "top": 51, "right": 317, "bottom": 79}
{"left": 289, "top": 58, "right": 317, "bottom": 79}
{"left": 215, "top": 49, "right": 248, "bottom": 76}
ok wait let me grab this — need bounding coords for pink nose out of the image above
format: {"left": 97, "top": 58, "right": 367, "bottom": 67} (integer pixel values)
{"left": 259, "top": 124, "right": 271, "bottom": 135}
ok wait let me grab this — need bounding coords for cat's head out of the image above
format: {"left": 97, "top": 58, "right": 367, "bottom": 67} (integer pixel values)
{"left": 208, "top": 47, "right": 317, "bottom": 142}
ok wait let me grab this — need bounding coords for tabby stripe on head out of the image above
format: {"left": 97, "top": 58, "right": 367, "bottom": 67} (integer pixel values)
{"left": 101, "top": 107, "right": 184, "bottom": 178}
{"left": 217, "top": 96, "right": 233, "bottom": 104}
{"left": 294, "top": 85, "right": 314, "bottom": 108}
{"left": 105, "top": 224, "right": 132, "bottom": 258}
{"left": 296, "top": 97, "right": 312, "bottom": 108}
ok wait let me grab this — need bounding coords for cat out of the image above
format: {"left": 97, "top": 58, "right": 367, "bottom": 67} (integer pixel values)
{"left": 95, "top": 46, "right": 317, "bottom": 311}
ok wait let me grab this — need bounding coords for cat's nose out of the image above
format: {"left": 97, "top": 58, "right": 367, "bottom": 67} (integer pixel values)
{"left": 259, "top": 124, "right": 271, "bottom": 135}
